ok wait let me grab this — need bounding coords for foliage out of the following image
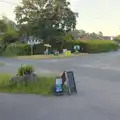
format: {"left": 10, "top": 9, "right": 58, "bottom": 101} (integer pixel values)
{"left": 3, "top": 44, "right": 31, "bottom": 56}
{"left": 2, "top": 40, "right": 118, "bottom": 56}
{"left": 14, "top": 0, "right": 78, "bottom": 43}
{"left": 17, "top": 65, "right": 34, "bottom": 76}
{"left": 2, "top": 16, "right": 17, "bottom": 30}
{"left": 98, "top": 31, "right": 103, "bottom": 37}
{"left": 0, "top": 16, "right": 19, "bottom": 51}
{"left": 2, "top": 43, "right": 45, "bottom": 56}
{"left": 114, "top": 38, "right": 120, "bottom": 42}
{"left": 70, "top": 30, "right": 104, "bottom": 40}
{"left": 47, "top": 33, "right": 73, "bottom": 52}
{"left": 2, "top": 31, "right": 19, "bottom": 44}
{"left": 62, "top": 40, "right": 119, "bottom": 53}
{"left": 33, "top": 43, "right": 45, "bottom": 54}
{"left": 114, "top": 35, "right": 120, "bottom": 43}
{"left": 0, "top": 20, "right": 7, "bottom": 33}
{"left": 85, "top": 40, "right": 119, "bottom": 53}
{"left": 0, "top": 73, "right": 55, "bottom": 95}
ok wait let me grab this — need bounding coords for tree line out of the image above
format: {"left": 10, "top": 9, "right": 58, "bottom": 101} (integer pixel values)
{"left": 15, "top": 0, "right": 78, "bottom": 45}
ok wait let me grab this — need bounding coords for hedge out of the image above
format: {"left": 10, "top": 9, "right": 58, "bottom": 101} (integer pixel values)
{"left": 2, "top": 40, "right": 119, "bottom": 56}
{"left": 85, "top": 40, "right": 119, "bottom": 53}
{"left": 63, "top": 40, "right": 119, "bottom": 53}
{"left": 33, "top": 43, "right": 45, "bottom": 54}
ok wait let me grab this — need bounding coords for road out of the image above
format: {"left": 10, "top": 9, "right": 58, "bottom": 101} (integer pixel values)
{"left": 0, "top": 51, "right": 120, "bottom": 120}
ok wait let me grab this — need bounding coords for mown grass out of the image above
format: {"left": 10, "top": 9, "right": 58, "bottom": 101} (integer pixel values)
{"left": 0, "top": 74, "right": 55, "bottom": 95}
{"left": 16, "top": 53, "right": 86, "bottom": 60}
{"left": 16, "top": 54, "right": 71, "bottom": 60}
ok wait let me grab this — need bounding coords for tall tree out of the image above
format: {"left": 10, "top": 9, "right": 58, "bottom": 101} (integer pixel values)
{"left": 0, "top": 20, "right": 7, "bottom": 33}
{"left": 14, "top": 0, "right": 78, "bottom": 43}
{"left": 98, "top": 31, "right": 103, "bottom": 37}
{"left": 0, "top": 16, "right": 19, "bottom": 45}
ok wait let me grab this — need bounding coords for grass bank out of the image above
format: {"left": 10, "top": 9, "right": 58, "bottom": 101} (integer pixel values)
{"left": 0, "top": 74, "right": 55, "bottom": 95}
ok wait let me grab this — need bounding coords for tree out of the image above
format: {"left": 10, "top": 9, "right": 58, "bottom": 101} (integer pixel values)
{"left": 69, "top": 30, "right": 80, "bottom": 39}
{"left": 2, "top": 31, "right": 19, "bottom": 44}
{"left": 98, "top": 31, "right": 103, "bottom": 37}
{"left": 2, "top": 16, "right": 17, "bottom": 31}
{"left": 114, "top": 35, "right": 120, "bottom": 43}
{"left": 14, "top": 0, "right": 78, "bottom": 43}
{"left": 0, "top": 20, "right": 7, "bottom": 33}
{"left": 0, "top": 16, "right": 19, "bottom": 45}
{"left": 89, "top": 32, "right": 104, "bottom": 40}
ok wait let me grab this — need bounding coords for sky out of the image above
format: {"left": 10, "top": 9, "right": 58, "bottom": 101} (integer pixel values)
{"left": 0, "top": 0, "right": 120, "bottom": 36}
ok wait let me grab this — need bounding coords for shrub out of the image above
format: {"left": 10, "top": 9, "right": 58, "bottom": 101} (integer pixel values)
{"left": 3, "top": 43, "right": 46, "bottom": 56}
{"left": 17, "top": 65, "right": 34, "bottom": 76}
{"left": 3, "top": 43, "right": 31, "bottom": 56}
{"left": 85, "top": 40, "right": 119, "bottom": 53}
{"left": 62, "top": 40, "right": 119, "bottom": 53}
{"left": 33, "top": 43, "right": 45, "bottom": 54}
{"left": 114, "top": 38, "right": 120, "bottom": 43}
{"left": 2, "top": 31, "right": 19, "bottom": 44}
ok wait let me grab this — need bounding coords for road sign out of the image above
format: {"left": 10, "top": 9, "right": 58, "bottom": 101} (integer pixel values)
{"left": 61, "top": 71, "right": 77, "bottom": 95}
{"left": 56, "top": 77, "right": 63, "bottom": 93}
{"left": 74, "top": 45, "right": 80, "bottom": 51}
{"left": 66, "top": 71, "right": 77, "bottom": 94}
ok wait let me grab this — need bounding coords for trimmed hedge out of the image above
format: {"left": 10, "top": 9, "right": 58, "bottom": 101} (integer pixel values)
{"left": 63, "top": 40, "right": 119, "bottom": 53}
{"left": 85, "top": 40, "right": 119, "bottom": 53}
{"left": 2, "top": 40, "right": 119, "bottom": 56}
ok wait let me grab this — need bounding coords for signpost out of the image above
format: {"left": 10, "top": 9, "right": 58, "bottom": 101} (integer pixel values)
{"left": 66, "top": 71, "right": 77, "bottom": 94}
{"left": 61, "top": 71, "right": 77, "bottom": 95}
{"left": 55, "top": 71, "right": 77, "bottom": 96}
{"left": 55, "top": 77, "right": 63, "bottom": 95}
{"left": 74, "top": 45, "right": 80, "bottom": 53}
{"left": 27, "top": 38, "right": 43, "bottom": 55}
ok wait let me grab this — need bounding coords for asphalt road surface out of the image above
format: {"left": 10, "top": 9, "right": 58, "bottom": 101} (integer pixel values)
{"left": 0, "top": 51, "right": 120, "bottom": 120}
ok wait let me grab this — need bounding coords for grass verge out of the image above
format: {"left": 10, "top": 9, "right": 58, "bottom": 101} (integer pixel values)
{"left": 16, "top": 53, "right": 86, "bottom": 60}
{"left": 0, "top": 62, "right": 5, "bottom": 66}
{"left": 0, "top": 74, "right": 55, "bottom": 95}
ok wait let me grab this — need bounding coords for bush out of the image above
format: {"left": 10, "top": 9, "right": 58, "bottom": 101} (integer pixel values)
{"left": 17, "top": 65, "right": 34, "bottom": 76}
{"left": 33, "top": 43, "right": 45, "bottom": 54}
{"left": 3, "top": 43, "right": 46, "bottom": 56}
{"left": 85, "top": 40, "right": 119, "bottom": 53}
{"left": 3, "top": 43, "right": 31, "bottom": 56}
{"left": 114, "top": 38, "right": 120, "bottom": 43}
{"left": 63, "top": 40, "right": 86, "bottom": 52}
{"left": 2, "top": 31, "right": 19, "bottom": 44}
{"left": 62, "top": 40, "right": 119, "bottom": 53}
